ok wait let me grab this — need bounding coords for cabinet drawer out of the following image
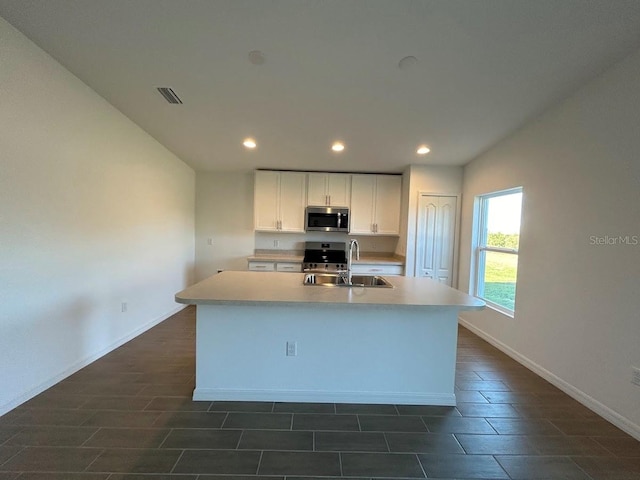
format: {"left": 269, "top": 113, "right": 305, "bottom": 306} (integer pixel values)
{"left": 276, "top": 262, "right": 302, "bottom": 272}
{"left": 351, "top": 264, "right": 404, "bottom": 275}
{"left": 248, "top": 261, "right": 276, "bottom": 272}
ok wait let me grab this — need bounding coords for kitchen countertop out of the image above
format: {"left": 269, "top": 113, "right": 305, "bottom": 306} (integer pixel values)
{"left": 247, "top": 253, "right": 305, "bottom": 262}
{"left": 247, "top": 251, "right": 404, "bottom": 265}
{"left": 353, "top": 254, "right": 404, "bottom": 265}
{"left": 176, "top": 271, "right": 484, "bottom": 310}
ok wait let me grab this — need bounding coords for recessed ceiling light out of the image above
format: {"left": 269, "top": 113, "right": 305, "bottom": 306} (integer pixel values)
{"left": 243, "top": 138, "right": 257, "bottom": 149}
{"left": 331, "top": 142, "right": 345, "bottom": 152}
{"left": 417, "top": 145, "right": 431, "bottom": 155}
{"left": 248, "top": 50, "right": 265, "bottom": 65}
{"left": 398, "top": 55, "right": 418, "bottom": 70}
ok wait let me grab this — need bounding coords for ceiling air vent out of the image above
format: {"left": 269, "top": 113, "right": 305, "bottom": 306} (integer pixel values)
{"left": 156, "top": 87, "right": 183, "bottom": 104}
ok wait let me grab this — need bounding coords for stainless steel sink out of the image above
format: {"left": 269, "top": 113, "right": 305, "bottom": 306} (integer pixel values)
{"left": 303, "top": 273, "right": 393, "bottom": 288}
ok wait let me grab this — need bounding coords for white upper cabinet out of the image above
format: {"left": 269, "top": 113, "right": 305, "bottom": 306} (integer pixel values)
{"left": 349, "top": 175, "right": 376, "bottom": 234}
{"left": 254, "top": 171, "right": 306, "bottom": 232}
{"left": 350, "top": 174, "right": 401, "bottom": 235}
{"left": 373, "top": 175, "right": 402, "bottom": 235}
{"left": 254, "top": 171, "right": 279, "bottom": 231}
{"left": 255, "top": 170, "right": 401, "bottom": 235}
{"left": 307, "top": 173, "right": 351, "bottom": 207}
{"left": 278, "top": 172, "right": 307, "bottom": 231}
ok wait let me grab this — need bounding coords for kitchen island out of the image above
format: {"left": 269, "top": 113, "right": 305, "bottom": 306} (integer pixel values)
{"left": 175, "top": 271, "right": 484, "bottom": 406}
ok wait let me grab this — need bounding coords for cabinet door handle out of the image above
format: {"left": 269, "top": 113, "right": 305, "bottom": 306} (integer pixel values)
{"left": 328, "top": 195, "right": 331, "bottom": 205}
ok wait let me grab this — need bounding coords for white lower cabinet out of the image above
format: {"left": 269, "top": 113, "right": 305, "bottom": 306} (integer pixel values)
{"left": 248, "top": 261, "right": 276, "bottom": 272}
{"left": 275, "top": 262, "right": 302, "bottom": 272}
{"left": 249, "top": 260, "right": 399, "bottom": 275}
{"left": 248, "top": 261, "right": 302, "bottom": 272}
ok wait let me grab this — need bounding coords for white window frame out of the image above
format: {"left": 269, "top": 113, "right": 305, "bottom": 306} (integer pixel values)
{"left": 472, "top": 187, "right": 522, "bottom": 316}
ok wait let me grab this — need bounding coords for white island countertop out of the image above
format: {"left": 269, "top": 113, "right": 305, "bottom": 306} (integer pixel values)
{"left": 176, "top": 271, "right": 485, "bottom": 310}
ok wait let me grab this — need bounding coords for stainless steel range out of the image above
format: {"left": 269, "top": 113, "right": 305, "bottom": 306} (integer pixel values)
{"left": 302, "top": 241, "right": 347, "bottom": 273}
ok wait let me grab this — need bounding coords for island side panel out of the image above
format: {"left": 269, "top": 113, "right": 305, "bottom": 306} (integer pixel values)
{"left": 193, "top": 303, "right": 459, "bottom": 405}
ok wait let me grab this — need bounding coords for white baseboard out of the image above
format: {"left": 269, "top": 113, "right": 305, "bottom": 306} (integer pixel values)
{"left": 193, "top": 388, "right": 457, "bottom": 406}
{"left": 458, "top": 318, "right": 640, "bottom": 441}
{"left": 0, "top": 305, "right": 187, "bottom": 417}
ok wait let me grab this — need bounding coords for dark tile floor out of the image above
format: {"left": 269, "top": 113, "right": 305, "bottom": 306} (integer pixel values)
{"left": 1, "top": 306, "right": 639, "bottom": 479}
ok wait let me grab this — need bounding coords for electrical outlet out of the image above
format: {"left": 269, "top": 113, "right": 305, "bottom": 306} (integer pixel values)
{"left": 371, "top": 242, "right": 377, "bottom": 251}
{"left": 121, "top": 302, "right": 128, "bottom": 313}
{"left": 286, "top": 341, "right": 297, "bottom": 356}
{"left": 632, "top": 367, "right": 640, "bottom": 387}
{"left": 207, "top": 238, "right": 213, "bottom": 246}
{"left": 274, "top": 240, "right": 280, "bottom": 248}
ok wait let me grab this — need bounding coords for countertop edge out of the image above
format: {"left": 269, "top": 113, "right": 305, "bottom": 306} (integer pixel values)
{"left": 175, "top": 272, "right": 485, "bottom": 310}
{"left": 175, "top": 295, "right": 485, "bottom": 310}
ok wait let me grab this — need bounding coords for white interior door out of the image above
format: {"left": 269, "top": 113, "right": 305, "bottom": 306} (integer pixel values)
{"left": 415, "top": 195, "right": 457, "bottom": 286}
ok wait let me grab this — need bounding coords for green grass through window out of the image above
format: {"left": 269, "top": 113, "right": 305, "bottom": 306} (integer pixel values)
{"left": 483, "top": 252, "right": 518, "bottom": 311}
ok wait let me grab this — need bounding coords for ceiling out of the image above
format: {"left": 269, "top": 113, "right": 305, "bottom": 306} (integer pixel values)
{"left": 2, "top": 0, "right": 640, "bottom": 173}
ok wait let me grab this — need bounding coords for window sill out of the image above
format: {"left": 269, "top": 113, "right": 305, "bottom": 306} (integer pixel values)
{"left": 484, "top": 301, "right": 515, "bottom": 318}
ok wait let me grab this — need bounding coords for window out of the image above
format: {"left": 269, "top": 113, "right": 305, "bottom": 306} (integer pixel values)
{"left": 473, "top": 188, "right": 523, "bottom": 315}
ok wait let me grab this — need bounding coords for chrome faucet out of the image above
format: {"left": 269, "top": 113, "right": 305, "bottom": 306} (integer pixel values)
{"left": 346, "top": 239, "right": 360, "bottom": 285}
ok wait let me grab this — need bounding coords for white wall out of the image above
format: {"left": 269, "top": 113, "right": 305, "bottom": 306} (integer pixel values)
{"left": 458, "top": 47, "right": 640, "bottom": 438}
{"left": 0, "top": 18, "right": 195, "bottom": 414}
{"left": 400, "top": 165, "right": 463, "bottom": 276}
{"left": 195, "top": 172, "right": 255, "bottom": 280}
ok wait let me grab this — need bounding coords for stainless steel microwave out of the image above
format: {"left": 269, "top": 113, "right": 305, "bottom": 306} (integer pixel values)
{"left": 305, "top": 206, "right": 349, "bottom": 232}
